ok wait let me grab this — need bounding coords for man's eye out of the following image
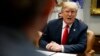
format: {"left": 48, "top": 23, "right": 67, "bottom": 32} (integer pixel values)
{"left": 66, "top": 11, "right": 69, "bottom": 13}
{"left": 71, "top": 11, "right": 74, "bottom": 13}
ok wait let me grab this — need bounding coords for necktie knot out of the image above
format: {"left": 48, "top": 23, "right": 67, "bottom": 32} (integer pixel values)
{"left": 66, "top": 25, "right": 69, "bottom": 28}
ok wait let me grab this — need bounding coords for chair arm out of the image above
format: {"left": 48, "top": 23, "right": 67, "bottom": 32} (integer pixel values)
{"left": 85, "top": 50, "right": 95, "bottom": 56}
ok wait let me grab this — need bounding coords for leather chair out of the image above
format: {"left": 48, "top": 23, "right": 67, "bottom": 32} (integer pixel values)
{"left": 33, "top": 31, "right": 43, "bottom": 47}
{"left": 84, "top": 30, "right": 95, "bottom": 56}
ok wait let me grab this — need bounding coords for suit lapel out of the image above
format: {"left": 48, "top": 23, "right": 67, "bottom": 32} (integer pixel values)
{"left": 68, "top": 19, "right": 78, "bottom": 44}
{"left": 55, "top": 19, "right": 63, "bottom": 44}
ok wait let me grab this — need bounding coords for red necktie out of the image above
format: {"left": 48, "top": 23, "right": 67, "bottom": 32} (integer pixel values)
{"left": 61, "top": 25, "right": 69, "bottom": 45}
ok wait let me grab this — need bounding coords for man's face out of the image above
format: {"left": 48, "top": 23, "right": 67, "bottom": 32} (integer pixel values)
{"left": 61, "top": 7, "right": 77, "bottom": 25}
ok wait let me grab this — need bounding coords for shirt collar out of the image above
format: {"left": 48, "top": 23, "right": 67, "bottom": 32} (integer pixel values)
{"left": 62, "top": 20, "right": 72, "bottom": 29}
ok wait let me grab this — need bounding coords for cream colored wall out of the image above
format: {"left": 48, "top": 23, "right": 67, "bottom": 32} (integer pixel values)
{"left": 83, "top": 0, "right": 100, "bottom": 35}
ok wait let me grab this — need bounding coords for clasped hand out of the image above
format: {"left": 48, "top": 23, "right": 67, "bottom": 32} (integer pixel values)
{"left": 46, "top": 41, "right": 62, "bottom": 52}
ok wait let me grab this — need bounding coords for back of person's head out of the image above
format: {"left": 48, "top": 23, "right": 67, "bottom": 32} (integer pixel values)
{"left": 61, "top": 1, "right": 78, "bottom": 12}
{"left": 0, "top": 0, "right": 56, "bottom": 28}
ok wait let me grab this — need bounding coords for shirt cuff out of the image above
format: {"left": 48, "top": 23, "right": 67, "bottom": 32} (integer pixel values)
{"left": 61, "top": 45, "right": 64, "bottom": 52}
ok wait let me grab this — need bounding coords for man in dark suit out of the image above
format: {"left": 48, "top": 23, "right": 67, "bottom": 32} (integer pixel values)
{"left": 39, "top": 1, "right": 88, "bottom": 53}
{"left": 0, "top": 0, "right": 57, "bottom": 56}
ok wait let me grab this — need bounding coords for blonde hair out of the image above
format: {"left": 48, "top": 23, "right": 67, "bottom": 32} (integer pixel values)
{"left": 61, "top": 1, "right": 78, "bottom": 11}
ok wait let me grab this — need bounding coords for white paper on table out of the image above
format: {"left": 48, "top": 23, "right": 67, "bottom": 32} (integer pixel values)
{"left": 52, "top": 53, "right": 77, "bottom": 56}
{"left": 36, "top": 50, "right": 56, "bottom": 56}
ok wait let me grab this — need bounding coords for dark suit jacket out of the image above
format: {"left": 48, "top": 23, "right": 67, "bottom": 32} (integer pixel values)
{"left": 0, "top": 26, "right": 47, "bottom": 56}
{"left": 39, "top": 18, "right": 88, "bottom": 53}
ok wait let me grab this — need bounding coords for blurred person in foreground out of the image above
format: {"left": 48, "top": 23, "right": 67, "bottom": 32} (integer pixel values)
{"left": 0, "top": 0, "right": 57, "bottom": 56}
{"left": 39, "top": 1, "right": 88, "bottom": 53}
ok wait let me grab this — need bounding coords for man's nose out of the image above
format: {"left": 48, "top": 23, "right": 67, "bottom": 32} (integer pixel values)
{"left": 68, "top": 12, "right": 72, "bottom": 16}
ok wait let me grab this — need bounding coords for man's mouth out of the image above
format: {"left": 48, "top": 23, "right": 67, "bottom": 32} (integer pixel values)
{"left": 67, "top": 18, "right": 71, "bottom": 19}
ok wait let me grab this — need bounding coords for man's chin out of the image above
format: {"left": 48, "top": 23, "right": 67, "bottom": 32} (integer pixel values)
{"left": 66, "top": 21, "right": 73, "bottom": 24}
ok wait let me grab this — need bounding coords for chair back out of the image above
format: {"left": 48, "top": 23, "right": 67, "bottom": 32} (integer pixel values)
{"left": 85, "top": 30, "right": 95, "bottom": 56}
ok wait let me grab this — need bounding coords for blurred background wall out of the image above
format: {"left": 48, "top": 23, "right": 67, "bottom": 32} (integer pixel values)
{"left": 84, "top": 0, "right": 100, "bottom": 35}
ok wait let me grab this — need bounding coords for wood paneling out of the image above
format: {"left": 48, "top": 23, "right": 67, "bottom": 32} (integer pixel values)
{"left": 94, "top": 35, "right": 100, "bottom": 53}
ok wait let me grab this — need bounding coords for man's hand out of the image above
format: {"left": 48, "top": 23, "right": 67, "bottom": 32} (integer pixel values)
{"left": 46, "top": 41, "right": 62, "bottom": 52}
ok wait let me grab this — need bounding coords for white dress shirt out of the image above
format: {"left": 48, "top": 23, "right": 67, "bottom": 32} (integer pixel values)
{"left": 61, "top": 20, "right": 72, "bottom": 52}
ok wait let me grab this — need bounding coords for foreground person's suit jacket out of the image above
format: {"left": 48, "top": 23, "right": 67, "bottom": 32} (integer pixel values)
{"left": 0, "top": 26, "right": 47, "bottom": 56}
{"left": 39, "top": 18, "right": 88, "bottom": 53}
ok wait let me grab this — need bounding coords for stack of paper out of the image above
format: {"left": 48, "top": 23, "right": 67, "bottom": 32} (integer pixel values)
{"left": 36, "top": 50, "right": 56, "bottom": 56}
{"left": 52, "top": 53, "right": 77, "bottom": 56}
